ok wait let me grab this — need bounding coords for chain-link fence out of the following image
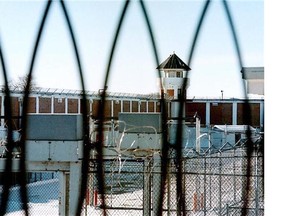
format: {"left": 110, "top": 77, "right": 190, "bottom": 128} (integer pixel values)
{"left": 79, "top": 144, "right": 263, "bottom": 216}
{"left": 0, "top": 172, "right": 58, "bottom": 216}
{"left": 1, "top": 144, "right": 263, "bottom": 216}
{"left": 84, "top": 159, "right": 145, "bottom": 215}
{"left": 151, "top": 146, "right": 263, "bottom": 216}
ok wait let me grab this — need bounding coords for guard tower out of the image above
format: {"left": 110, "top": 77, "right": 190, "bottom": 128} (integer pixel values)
{"left": 157, "top": 53, "right": 191, "bottom": 118}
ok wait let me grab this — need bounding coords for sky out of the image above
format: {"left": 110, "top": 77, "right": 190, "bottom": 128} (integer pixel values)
{"left": 0, "top": 0, "right": 264, "bottom": 98}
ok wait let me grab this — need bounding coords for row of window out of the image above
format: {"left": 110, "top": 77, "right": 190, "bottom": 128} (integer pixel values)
{"left": 0, "top": 96, "right": 263, "bottom": 128}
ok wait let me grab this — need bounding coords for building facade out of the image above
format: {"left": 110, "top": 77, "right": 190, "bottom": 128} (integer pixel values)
{"left": 0, "top": 88, "right": 264, "bottom": 130}
{"left": 241, "top": 67, "right": 264, "bottom": 95}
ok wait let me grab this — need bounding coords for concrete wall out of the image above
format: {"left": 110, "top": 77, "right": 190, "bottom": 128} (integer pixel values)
{"left": 247, "top": 80, "right": 264, "bottom": 95}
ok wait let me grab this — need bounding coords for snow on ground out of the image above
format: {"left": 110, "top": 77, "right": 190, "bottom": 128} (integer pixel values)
{"left": 3, "top": 179, "right": 59, "bottom": 216}
{"left": 2, "top": 178, "right": 144, "bottom": 216}
{"left": 1, "top": 153, "right": 263, "bottom": 216}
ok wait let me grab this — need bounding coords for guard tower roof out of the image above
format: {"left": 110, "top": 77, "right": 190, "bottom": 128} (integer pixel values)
{"left": 157, "top": 53, "right": 191, "bottom": 71}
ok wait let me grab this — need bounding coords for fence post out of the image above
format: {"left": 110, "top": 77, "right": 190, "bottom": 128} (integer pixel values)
{"left": 233, "top": 149, "right": 236, "bottom": 202}
{"left": 143, "top": 157, "right": 152, "bottom": 216}
{"left": 59, "top": 171, "right": 68, "bottom": 216}
{"left": 68, "top": 162, "right": 82, "bottom": 216}
{"left": 152, "top": 154, "right": 161, "bottom": 216}
{"left": 204, "top": 156, "right": 207, "bottom": 215}
{"left": 255, "top": 150, "right": 259, "bottom": 216}
{"left": 218, "top": 153, "right": 222, "bottom": 216}
{"left": 209, "top": 156, "right": 212, "bottom": 209}
{"left": 167, "top": 164, "right": 171, "bottom": 216}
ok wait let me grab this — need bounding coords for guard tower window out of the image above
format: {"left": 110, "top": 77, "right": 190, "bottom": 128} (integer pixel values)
{"left": 168, "top": 71, "right": 176, "bottom": 78}
{"left": 176, "top": 71, "right": 182, "bottom": 77}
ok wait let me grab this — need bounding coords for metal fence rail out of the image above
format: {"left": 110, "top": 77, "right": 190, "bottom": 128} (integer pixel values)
{"left": 0, "top": 0, "right": 263, "bottom": 215}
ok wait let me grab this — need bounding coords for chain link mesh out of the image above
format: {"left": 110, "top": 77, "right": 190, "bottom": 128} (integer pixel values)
{"left": 2, "top": 146, "right": 263, "bottom": 216}
{"left": 152, "top": 147, "right": 264, "bottom": 216}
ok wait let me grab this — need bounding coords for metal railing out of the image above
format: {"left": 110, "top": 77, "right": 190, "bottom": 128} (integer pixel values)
{"left": 0, "top": 0, "right": 263, "bottom": 215}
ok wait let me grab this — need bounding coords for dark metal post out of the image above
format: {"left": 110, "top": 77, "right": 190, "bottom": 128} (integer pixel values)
{"left": 144, "top": 158, "right": 152, "bottom": 216}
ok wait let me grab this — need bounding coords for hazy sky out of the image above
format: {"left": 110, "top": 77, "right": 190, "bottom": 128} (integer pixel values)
{"left": 0, "top": 0, "right": 264, "bottom": 98}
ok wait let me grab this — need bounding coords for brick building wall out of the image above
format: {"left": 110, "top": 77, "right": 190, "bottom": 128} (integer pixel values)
{"left": 132, "top": 101, "right": 138, "bottom": 112}
{"left": 186, "top": 102, "right": 206, "bottom": 125}
{"left": 54, "top": 98, "right": 65, "bottom": 113}
{"left": 185, "top": 99, "right": 263, "bottom": 128}
{"left": 68, "top": 98, "right": 78, "bottom": 113}
{"left": 237, "top": 103, "right": 260, "bottom": 126}
{"left": 27, "top": 97, "right": 36, "bottom": 113}
{"left": 0, "top": 93, "right": 264, "bottom": 128}
{"left": 210, "top": 103, "right": 233, "bottom": 125}
{"left": 123, "top": 101, "right": 130, "bottom": 112}
{"left": 39, "top": 97, "right": 51, "bottom": 113}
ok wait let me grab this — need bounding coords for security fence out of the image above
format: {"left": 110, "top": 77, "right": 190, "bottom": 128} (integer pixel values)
{"left": 0, "top": 0, "right": 264, "bottom": 215}
{"left": 156, "top": 147, "right": 263, "bottom": 216}
{"left": 0, "top": 144, "right": 263, "bottom": 216}
{"left": 84, "top": 159, "right": 145, "bottom": 215}
{"left": 81, "top": 144, "right": 263, "bottom": 216}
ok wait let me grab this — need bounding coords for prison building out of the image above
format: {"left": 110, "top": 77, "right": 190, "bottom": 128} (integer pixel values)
{"left": 185, "top": 98, "right": 264, "bottom": 128}
{"left": 241, "top": 67, "right": 264, "bottom": 95}
{"left": 0, "top": 88, "right": 264, "bottom": 129}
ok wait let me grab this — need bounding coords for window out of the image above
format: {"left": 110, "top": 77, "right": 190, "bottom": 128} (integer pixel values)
{"left": 168, "top": 72, "right": 176, "bottom": 78}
